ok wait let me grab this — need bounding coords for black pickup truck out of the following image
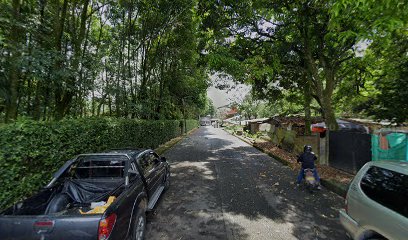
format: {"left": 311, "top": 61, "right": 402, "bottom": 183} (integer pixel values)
{"left": 0, "top": 149, "right": 170, "bottom": 240}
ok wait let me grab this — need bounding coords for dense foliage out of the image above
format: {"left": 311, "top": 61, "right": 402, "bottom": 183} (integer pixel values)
{"left": 0, "top": 0, "right": 209, "bottom": 122}
{"left": 331, "top": 0, "right": 408, "bottom": 123}
{"left": 1, "top": 0, "right": 406, "bottom": 124}
{"left": 0, "top": 118, "right": 197, "bottom": 210}
{"left": 184, "top": 119, "right": 199, "bottom": 133}
{"left": 200, "top": 0, "right": 407, "bottom": 126}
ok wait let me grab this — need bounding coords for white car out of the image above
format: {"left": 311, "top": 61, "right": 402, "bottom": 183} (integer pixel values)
{"left": 339, "top": 161, "right": 408, "bottom": 240}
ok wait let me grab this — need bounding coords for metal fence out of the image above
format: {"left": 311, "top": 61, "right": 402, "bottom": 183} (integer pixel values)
{"left": 329, "top": 131, "right": 371, "bottom": 174}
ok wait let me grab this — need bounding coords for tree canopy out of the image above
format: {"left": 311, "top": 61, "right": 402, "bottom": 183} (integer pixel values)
{"left": 0, "top": 0, "right": 406, "bottom": 125}
{"left": 201, "top": 0, "right": 407, "bottom": 127}
{"left": 0, "top": 0, "right": 208, "bottom": 122}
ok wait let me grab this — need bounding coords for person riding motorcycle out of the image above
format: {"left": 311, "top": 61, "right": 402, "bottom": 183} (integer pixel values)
{"left": 296, "top": 145, "right": 321, "bottom": 189}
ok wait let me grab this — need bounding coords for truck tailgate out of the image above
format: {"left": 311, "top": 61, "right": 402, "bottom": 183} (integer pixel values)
{"left": 0, "top": 214, "right": 102, "bottom": 240}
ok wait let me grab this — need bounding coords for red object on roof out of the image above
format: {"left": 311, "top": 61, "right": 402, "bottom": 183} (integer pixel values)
{"left": 312, "top": 126, "right": 326, "bottom": 133}
{"left": 311, "top": 120, "right": 368, "bottom": 133}
{"left": 226, "top": 107, "right": 238, "bottom": 116}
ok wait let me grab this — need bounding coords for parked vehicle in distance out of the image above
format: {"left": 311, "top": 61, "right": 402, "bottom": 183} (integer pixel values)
{"left": 339, "top": 160, "right": 408, "bottom": 240}
{"left": 0, "top": 149, "right": 170, "bottom": 240}
{"left": 199, "top": 116, "right": 211, "bottom": 126}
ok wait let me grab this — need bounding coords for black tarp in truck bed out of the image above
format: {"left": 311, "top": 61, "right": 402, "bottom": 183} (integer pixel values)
{"left": 62, "top": 178, "right": 124, "bottom": 203}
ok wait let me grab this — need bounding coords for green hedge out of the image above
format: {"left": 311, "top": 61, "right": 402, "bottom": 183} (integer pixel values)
{"left": 185, "top": 119, "right": 199, "bottom": 132}
{"left": 0, "top": 118, "right": 197, "bottom": 210}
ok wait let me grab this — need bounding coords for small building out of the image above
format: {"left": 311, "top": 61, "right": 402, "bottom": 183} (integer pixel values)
{"left": 246, "top": 115, "right": 324, "bottom": 136}
{"left": 246, "top": 118, "right": 271, "bottom": 134}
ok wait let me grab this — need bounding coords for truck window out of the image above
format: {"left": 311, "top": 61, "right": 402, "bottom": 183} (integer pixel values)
{"left": 138, "top": 154, "right": 153, "bottom": 175}
{"left": 149, "top": 153, "right": 160, "bottom": 167}
{"left": 73, "top": 155, "right": 126, "bottom": 178}
{"left": 360, "top": 166, "right": 408, "bottom": 218}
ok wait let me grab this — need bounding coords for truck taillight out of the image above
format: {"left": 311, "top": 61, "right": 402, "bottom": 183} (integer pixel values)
{"left": 98, "top": 213, "right": 117, "bottom": 240}
{"left": 33, "top": 220, "right": 54, "bottom": 234}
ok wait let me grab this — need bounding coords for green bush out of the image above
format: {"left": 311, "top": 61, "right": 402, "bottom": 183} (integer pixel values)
{"left": 185, "top": 119, "right": 199, "bottom": 132}
{"left": 224, "top": 124, "right": 242, "bottom": 134}
{"left": 0, "top": 118, "right": 196, "bottom": 210}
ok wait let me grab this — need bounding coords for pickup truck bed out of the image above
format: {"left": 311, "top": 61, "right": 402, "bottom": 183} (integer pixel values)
{"left": 0, "top": 178, "right": 125, "bottom": 240}
{"left": 0, "top": 149, "right": 170, "bottom": 240}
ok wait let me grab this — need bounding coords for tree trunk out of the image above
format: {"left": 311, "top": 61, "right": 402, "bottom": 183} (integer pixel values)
{"left": 156, "top": 58, "right": 166, "bottom": 119}
{"left": 131, "top": 43, "right": 139, "bottom": 119}
{"left": 108, "top": 96, "right": 112, "bottom": 116}
{"left": 303, "top": 27, "right": 338, "bottom": 131}
{"left": 92, "top": 10, "right": 105, "bottom": 116}
{"left": 55, "top": 0, "right": 90, "bottom": 120}
{"left": 322, "top": 93, "right": 338, "bottom": 131}
{"left": 115, "top": 9, "right": 126, "bottom": 117}
{"left": 53, "top": 0, "right": 69, "bottom": 120}
{"left": 4, "top": 0, "right": 22, "bottom": 123}
{"left": 139, "top": 39, "right": 151, "bottom": 119}
{"left": 32, "top": 81, "right": 42, "bottom": 120}
{"left": 303, "top": 74, "right": 312, "bottom": 135}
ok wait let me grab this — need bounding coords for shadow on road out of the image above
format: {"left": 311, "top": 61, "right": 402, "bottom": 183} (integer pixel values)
{"left": 146, "top": 127, "right": 345, "bottom": 240}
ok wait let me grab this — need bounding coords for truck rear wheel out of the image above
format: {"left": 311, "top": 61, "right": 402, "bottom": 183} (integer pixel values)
{"left": 131, "top": 208, "right": 146, "bottom": 240}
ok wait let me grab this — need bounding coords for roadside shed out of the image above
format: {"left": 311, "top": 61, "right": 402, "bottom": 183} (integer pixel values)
{"left": 246, "top": 118, "right": 271, "bottom": 134}
{"left": 271, "top": 116, "right": 324, "bottom": 136}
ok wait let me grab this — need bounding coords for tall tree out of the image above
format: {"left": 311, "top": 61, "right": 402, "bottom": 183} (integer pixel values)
{"left": 202, "top": 0, "right": 357, "bottom": 129}
{"left": 331, "top": 0, "right": 408, "bottom": 123}
{"left": 2, "top": 0, "right": 24, "bottom": 122}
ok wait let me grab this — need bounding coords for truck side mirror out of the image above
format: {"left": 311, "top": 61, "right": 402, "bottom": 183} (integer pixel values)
{"left": 160, "top": 157, "right": 167, "bottom": 162}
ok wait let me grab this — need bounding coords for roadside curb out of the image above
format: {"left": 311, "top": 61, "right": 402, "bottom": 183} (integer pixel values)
{"left": 225, "top": 129, "right": 348, "bottom": 197}
{"left": 155, "top": 128, "right": 198, "bottom": 155}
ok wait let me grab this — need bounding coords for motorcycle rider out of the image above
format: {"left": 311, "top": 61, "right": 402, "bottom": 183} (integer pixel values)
{"left": 296, "top": 145, "right": 321, "bottom": 189}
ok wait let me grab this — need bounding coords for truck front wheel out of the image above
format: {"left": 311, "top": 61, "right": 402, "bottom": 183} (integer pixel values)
{"left": 164, "top": 169, "right": 170, "bottom": 191}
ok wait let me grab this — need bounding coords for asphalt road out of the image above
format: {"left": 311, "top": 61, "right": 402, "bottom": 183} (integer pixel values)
{"left": 146, "top": 126, "right": 347, "bottom": 240}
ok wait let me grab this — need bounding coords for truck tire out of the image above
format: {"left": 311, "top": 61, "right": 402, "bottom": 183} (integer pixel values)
{"left": 45, "top": 193, "right": 71, "bottom": 214}
{"left": 131, "top": 208, "right": 146, "bottom": 240}
{"left": 163, "top": 169, "right": 170, "bottom": 191}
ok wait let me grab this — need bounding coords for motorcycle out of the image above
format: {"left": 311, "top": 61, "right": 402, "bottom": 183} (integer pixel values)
{"left": 303, "top": 168, "right": 319, "bottom": 193}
